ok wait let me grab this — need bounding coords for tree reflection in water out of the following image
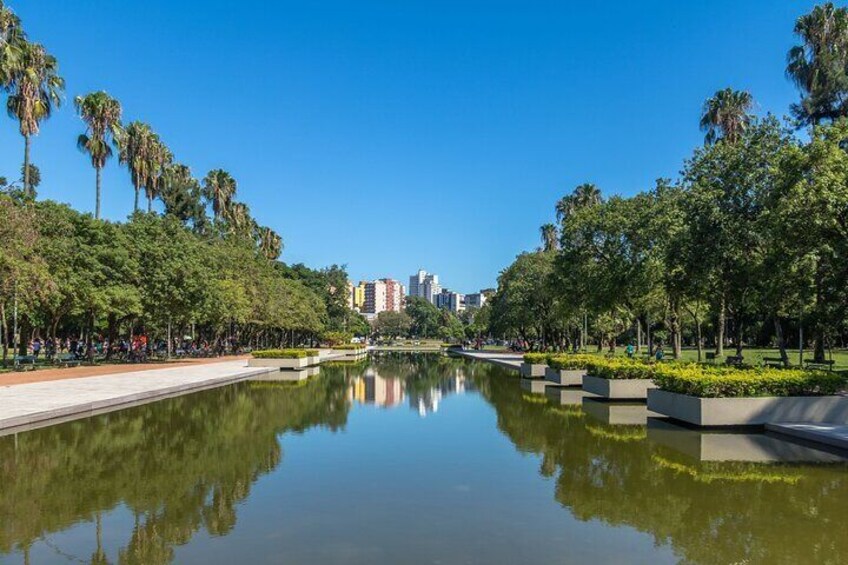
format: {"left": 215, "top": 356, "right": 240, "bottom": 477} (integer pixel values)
{"left": 1, "top": 355, "right": 845, "bottom": 565}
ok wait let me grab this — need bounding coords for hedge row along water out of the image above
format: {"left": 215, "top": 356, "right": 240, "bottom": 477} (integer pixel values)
{"left": 251, "top": 349, "right": 320, "bottom": 359}
{"left": 519, "top": 354, "right": 847, "bottom": 397}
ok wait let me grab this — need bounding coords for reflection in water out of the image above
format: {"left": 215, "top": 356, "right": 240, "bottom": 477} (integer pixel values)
{"left": 0, "top": 354, "right": 845, "bottom": 564}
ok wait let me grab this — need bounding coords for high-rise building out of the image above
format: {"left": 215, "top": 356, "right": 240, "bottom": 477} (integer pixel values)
{"left": 363, "top": 280, "right": 387, "bottom": 314}
{"left": 464, "top": 293, "right": 487, "bottom": 310}
{"left": 409, "top": 269, "right": 441, "bottom": 304}
{"left": 435, "top": 289, "right": 464, "bottom": 313}
{"left": 381, "top": 278, "right": 406, "bottom": 312}
{"left": 350, "top": 281, "right": 367, "bottom": 311}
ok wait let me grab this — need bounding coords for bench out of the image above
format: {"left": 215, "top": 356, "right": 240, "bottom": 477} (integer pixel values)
{"left": 705, "top": 352, "right": 717, "bottom": 363}
{"left": 725, "top": 355, "right": 744, "bottom": 367}
{"left": 13, "top": 355, "right": 37, "bottom": 371}
{"left": 762, "top": 356, "right": 786, "bottom": 368}
{"left": 804, "top": 359, "right": 836, "bottom": 372}
{"left": 56, "top": 353, "right": 81, "bottom": 368}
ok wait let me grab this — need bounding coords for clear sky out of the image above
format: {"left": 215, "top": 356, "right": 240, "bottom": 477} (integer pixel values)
{"left": 0, "top": 1, "right": 820, "bottom": 293}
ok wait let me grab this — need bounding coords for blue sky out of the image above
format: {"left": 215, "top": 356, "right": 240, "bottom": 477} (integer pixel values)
{"left": 0, "top": 1, "right": 819, "bottom": 292}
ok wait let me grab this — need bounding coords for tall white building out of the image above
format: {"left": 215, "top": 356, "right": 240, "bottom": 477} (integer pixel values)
{"left": 435, "top": 289, "right": 465, "bottom": 313}
{"left": 362, "top": 278, "right": 406, "bottom": 315}
{"left": 409, "top": 269, "right": 441, "bottom": 304}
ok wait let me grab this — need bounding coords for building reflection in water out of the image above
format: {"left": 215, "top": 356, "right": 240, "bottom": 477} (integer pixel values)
{"left": 348, "top": 366, "right": 472, "bottom": 416}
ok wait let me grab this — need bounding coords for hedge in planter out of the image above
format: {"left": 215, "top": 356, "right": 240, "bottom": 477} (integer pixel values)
{"left": 546, "top": 354, "right": 598, "bottom": 370}
{"left": 652, "top": 365, "right": 846, "bottom": 398}
{"left": 585, "top": 358, "right": 658, "bottom": 380}
{"left": 252, "top": 349, "right": 320, "bottom": 359}
{"left": 332, "top": 344, "right": 365, "bottom": 351}
{"left": 523, "top": 353, "right": 549, "bottom": 365}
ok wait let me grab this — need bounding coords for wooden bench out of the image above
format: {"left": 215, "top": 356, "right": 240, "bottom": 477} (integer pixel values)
{"left": 804, "top": 359, "right": 836, "bottom": 372}
{"left": 725, "top": 355, "right": 744, "bottom": 367}
{"left": 762, "top": 356, "right": 786, "bottom": 368}
{"left": 13, "top": 355, "right": 37, "bottom": 371}
{"left": 56, "top": 353, "right": 81, "bottom": 368}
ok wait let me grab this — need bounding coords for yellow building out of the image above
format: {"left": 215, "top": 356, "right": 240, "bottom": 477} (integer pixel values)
{"left": 352, "top": 281, "right": 367, "bottom": 311}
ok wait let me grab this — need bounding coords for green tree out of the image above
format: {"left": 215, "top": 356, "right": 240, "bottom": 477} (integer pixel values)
{"left": 540, "top": 223, "right": 558, "bottom": 252}
{"left": 786, "top": 2, "right": 848, "bottom": 125}
{"left": 75, "top": 91, "right": 123, "bottom": 219}
{"left": 699, "top": 88, "right": 754, "bottom": 144}
{"left": 374, "top": 310, "right": 412, "bottom": 338}
{"left": 117, "top": 121, "right": 156, "bottom": 213}
{"left": 202, "top": 169, "right": 237, "bottom": 221}
{"left": 405, "top": 296, "right": 442, "bottom": 338}
{"left": 5, "top": 41, "right": 64, "bottom": 197}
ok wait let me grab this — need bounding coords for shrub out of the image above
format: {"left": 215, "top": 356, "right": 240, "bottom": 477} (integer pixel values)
{"left": 546, "top": 354, "right": 597, "bottom": 370}
{"left": 331, "top": 344, "right": 365, "bottom": 351}
{"left": 652, "top": 365, "right": 847, "bottom": 397}
{"left": 523, "top": 353, "right": 549, "bottom": 364}
{"left": 586, "top": 358, "right": 657, "bottom": 380}
{"left": 252, "top": 349, "right": 319, "bottom": 359}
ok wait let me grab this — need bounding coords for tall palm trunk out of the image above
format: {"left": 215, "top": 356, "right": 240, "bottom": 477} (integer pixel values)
{"left": 133, "top": 182, "right": 140, "bottom": 213}
{"left": 147, "top": 195, "right": 152, "bottom": 213}
{"left": 775, "top": 316, "right": 789, "bottom": 366}
{"left": 23, "top": 134, "right": 31, "bottom": 197}
{"left": 95, "top": 166, "right": 102, "bottom": 219}
{"left": 715, "top": 295, "right": 725, "bottom": 357}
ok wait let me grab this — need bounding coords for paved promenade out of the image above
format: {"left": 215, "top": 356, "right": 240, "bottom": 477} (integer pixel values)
{"left": 453, "top": 350, "right": 523, "bottom": 370}
{"left": 0, "top": 360, "right": 274, "bottom": 435}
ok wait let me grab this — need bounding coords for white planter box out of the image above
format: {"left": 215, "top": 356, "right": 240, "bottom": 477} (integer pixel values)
{"left": 520, "top": 363, "right": 547, "bottom": 378}
{"left": 544, "top": 367, "right": 585, "bottom": 386}
{"left": 251, "top": 368, "right": 311, "bottom": 382}
{"left": 248, "top": 357, "right": 309, "bottom": 369}
{"left": 545, "top": 387, "right": 591, "bottom": 406}
{"left": 647, "top": 389, "right": 848, "bottom": 427}
{"left": 307, "top": 356, "right": 320, "bottom": 366}
{"left": 582, "top": 375, "right": 656, "bottom": 400}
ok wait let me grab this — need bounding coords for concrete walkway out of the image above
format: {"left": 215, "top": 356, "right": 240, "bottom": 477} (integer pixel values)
{"left": 0, "top": 360, "right": 274, "bottom": 435}
{"left": 453, "top": 350, "right": 523, "bottom": 370}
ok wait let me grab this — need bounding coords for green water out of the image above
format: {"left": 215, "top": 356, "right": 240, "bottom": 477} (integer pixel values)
{"left": 0, "top": 354, "right": 845, "bottom": 564}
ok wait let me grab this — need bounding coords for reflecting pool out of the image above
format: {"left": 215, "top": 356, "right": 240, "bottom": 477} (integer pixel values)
{"left": 1, "top": 353, "right": 846, "bottom": 564}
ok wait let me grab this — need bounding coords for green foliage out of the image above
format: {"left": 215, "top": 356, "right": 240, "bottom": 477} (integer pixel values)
{"left": 405, "top": 296, "right": 442, "bottom": 338}
{"left": 321, "top": 331, "right": 353, "bottom": 346}
{"left": 331, "top": 344, "right": 365, "bottom": 351}
{"left": 652, "top": 365, "right": 847, "bottom": 397}
{"left": 251, "top": 349, "right": 319, "bottom": 359}
{"left": 546, "top": 354, "right": 596, "bottom": 370}
{"left": 585, "top": 358, "right": 658, "bottom": 380}
{"left": 374, "top": 310, "right": 412, "bottom": 338}
{"left": 522, "top": 353, "right": 548, "bottom": 364}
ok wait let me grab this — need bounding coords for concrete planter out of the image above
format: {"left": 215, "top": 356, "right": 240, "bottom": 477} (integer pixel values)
{"left": 582, "top": 375, "right": 656, "bottom": 400}
{"left": 307, "top": 356, "right": 321, "bottom": 366}
{"left": 545, "top": 367, "right": 585, "bottom": 386}
{"left": 520, "top": 363, "right": 547, "bottom": 378}
{"left": 251, "top": 368, "right": 311, "bottom": 382}
{"left": 248, "top": 357, "right": 310, "bottom": 369}
{"left": 647, "top": 389, "right": 848, "bottom": 427}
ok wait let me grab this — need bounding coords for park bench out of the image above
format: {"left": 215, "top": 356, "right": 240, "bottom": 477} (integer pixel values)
{"left": 762, "top": 356, "right": 786, "bottom": 368}
{"left": 725, "top": 355, "right": 744, "bottom": 367}
{"left": 804, "top": 359, "right": 836, "bottom": 372}
{"left": 55, "top": 353, "right": 81, "bottom": 368}
{"left": 705, "top": 352, "right": 717, "bottom": 364}
{"left": 13, "top": 355, "right": 37, "bottom": 371}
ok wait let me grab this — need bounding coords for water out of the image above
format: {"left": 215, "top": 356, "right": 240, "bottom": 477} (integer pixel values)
{"left": 0, "top": 354, "right": 845, "bottom": 564}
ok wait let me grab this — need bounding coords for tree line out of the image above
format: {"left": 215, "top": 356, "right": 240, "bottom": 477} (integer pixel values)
{"left": 489, "top": 3, "right": 848, "bottom": 364}
{"left": 0, "top": 1, "right": 368, "bottom": 361}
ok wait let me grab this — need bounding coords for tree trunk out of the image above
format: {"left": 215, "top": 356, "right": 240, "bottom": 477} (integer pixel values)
{"left": 716, "top": 296, "right": 725, "bottom": 357}
{"left": 23, "top": 134, "right": 31, "bottom": 197}
{"left": 735, "top": 317, "right": 744, "bottom": 358}
{"left": 636, "top": 319, "right": 642, "bottom": 353}
{"left": 147, "top": 195, "right": 152, "bottom": 213}
{"left": 134, "top": 183, "right": 140, "bottom": 213}
{"left": 95, "top": 166, "right": 102, "bottom": 219}
{"left": 669, "top": 300, "right": 682, "bottom": 360}
{"left": 0, "top": 301, "right": 7, "bottom": 367}
{"left": 775, "top": 316, "right": 789, "bottom": 367}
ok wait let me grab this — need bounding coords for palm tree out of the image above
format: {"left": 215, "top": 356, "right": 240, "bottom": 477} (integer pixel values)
{"left": 786, "top": 2, "right": 848, "bottom": 125}
{"left": 75, "top": 91, "right": 122, "bottom": 219}
{"left": 256, "top": 225, "right": 283, "bottom": 260}
{"left": 202, "top": 169, "right": 237, "bottom": 220}
{"left": 0, "top": 2, "right": 24, "bottom": 86}
{"left": 555, "top": 183, "right": 602, "bottom": 223}
{"left": 5, "top": 41, "right": 64, "bottom": 197}
{"left": 116, "top": 121, "right": 155, "bottom": 213}
{"left": 540, "top": 223, "right": 558, "bottom": 252}
{"left": 226, "top": 201, "right": 253, "bottom": 235}
{"left": 145, "top": 138, "right": 172, "bottom": 212}
{"left": 699, "top": 88, "right": 754, "bottom": 145}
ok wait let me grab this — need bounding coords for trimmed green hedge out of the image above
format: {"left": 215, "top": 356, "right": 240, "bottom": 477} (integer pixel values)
{"left": 546, "top": 354, "right": 597, "bottom": 371}
{"left": 652, "top": 365, "right": 847, "bottom": 397}
{"left": 332, "top": 344, "right": 365, "bottom": 351}
{"left": 252, "top": 349, "right": 319, "bottom": 359}
{"left": 523, "top": 353, "right": 549, "bottom": 364}
{"left": 586, "top": 358, "right": 658, "bottom": 380}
